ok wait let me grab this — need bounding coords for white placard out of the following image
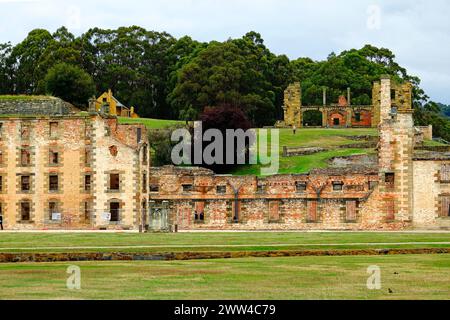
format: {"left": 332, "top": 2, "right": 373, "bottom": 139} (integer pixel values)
{"left": 102, "top": 212, "right": 111, "bottom": 221}
{"left": 51, "top": 213, "right": 61, "bottom": 221}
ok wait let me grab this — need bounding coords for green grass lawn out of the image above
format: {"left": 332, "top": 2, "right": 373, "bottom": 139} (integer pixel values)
{"left": 118, "top": 117, "right": 184, "bottom": 129}
{"left": 0, "top": 254, "right": 448, "bottom": 299}
{"left": 0, "top": 232, "right": 449, "bottom": 253}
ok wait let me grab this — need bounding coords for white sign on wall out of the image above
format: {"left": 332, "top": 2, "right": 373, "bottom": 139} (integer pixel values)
{"left": 51, "top": 213, "right": 62, "bottom": 221}
{"left": 102, "top": 212, "right": 111, "bottom": 221}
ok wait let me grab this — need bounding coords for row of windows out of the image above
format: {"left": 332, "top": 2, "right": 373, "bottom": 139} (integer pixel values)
{"left": 0, "top": 201, "right": 123, "bottom": 223}
{"left": 0, "top": 121, "right": 60, "bottom": 140}
{"left": 0, "top": 173, "right": 148, "bottom": 193}
{"left": 185, "top": 200, "right": 361, "bottom": 224}
{"left": 178, "top": 181, "right": 376, "bottom": 194}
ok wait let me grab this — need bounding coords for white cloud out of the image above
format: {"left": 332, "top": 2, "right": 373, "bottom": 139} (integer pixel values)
{"left": 0, "top": 0, "right": 448, "bottom": 103}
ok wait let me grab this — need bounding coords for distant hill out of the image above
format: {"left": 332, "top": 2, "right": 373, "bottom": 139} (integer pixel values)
{"left": 438, "top": 103, "right": 450, "bottom": 118}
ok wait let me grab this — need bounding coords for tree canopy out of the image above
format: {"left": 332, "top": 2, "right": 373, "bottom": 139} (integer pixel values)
{"left": 0, "top": 27, "right": 448, "bottom": 138}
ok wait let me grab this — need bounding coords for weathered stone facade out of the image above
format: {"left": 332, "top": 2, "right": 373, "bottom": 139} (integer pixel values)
{"left": 150, "top": 76, "right": 450, "bottom": 231}
{"left": 280, "top": 78, "right": 414, "bottom": 129}
{"left": 0, "top": 106, "right": 148, "bottom": 230}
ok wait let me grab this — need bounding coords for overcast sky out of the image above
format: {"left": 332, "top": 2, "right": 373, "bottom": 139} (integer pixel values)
{"left": 1, "top": 0, "right": 449, "bottom": 104}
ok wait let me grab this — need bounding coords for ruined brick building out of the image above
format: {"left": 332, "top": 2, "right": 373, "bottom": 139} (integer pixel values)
{"left": 1, "top": 76, "right": 449, "bottom": 232}
{"left": 279, "top": 80, "right": 412, "bottom": 129}
{"left": 149, "top": 76, "right": 450, "bottom": 231}
{"left": 0, "top": 97, "right": 149, "bottom": 230}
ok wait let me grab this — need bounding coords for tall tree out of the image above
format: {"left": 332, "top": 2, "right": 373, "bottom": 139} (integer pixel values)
{"left": 43, "top": 63, "right": 95, "bottom": 109}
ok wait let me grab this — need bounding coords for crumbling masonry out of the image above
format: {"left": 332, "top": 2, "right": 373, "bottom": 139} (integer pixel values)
{"left": 149, "top": 76, "right": 450, "bottom": 231}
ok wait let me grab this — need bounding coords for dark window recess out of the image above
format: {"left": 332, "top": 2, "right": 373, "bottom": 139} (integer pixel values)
{"left": 85, "top": 149, "right": 91, "bottom": 165}
{"left": 333, "top": 182, "right": 344, "bottom": 191}
{"left": 150, "top": 185, "right": 159, "bottom": 192}
{"left": 21, "top": 149, "right": 31, "bottom": 166}
{"left": 50, "top": 151, "right": 59, "bottom": 164}
{"left": 49, "top": 202, "right": 57, "bottom": 220}
{"left": 0, "top": 176, "right": 2, "bottom": 192}
{"left": 354, "top": 112, "right": 361, "bottom": 122}
{"left": 84, "top": 202, "right": 91, "bottom": 220}
{"left": 182, "top": 184, "right": 193, "bottom": 192}
{"left": 142, "top": 173, "right": 147, "bottom": 193}
{"left": 110, "top": 202, "right": 120, "bottom": 222}
{"left": 49, "top": 175, "right": 59, "bottom": 191}
{"left": 0, "top": 151, "right": 3, "bottom": 165}
{"left": 391, "top": 89, "right": 396, "bottom": 100}
{"left": 142, "top": 145, "right": 148, "bottom": 163}
{"left": 296, "top": 182, "right": 307, "bottom": 192}
{"left": 85, "top": 175, "right": 91, "bottom": 191}
{"left": 21, "top": 175, "right": 30, "bottom": 191}
{"left": 21, "top": 202, "right": 30, "bottom": 221}
{"left": 385, "top": 173, "right": 395, "bottom": 188}
{"left": 216, "top": 185, "right": 226, "bottom": 194}
{"left": 137, "top": 128, "right": 142, "bottom": 143}
{"left": 110, "top": 174, "right": 120, "bottom": 191}
{"left": 256, "top": 184, "right": 265, "bottom": 193}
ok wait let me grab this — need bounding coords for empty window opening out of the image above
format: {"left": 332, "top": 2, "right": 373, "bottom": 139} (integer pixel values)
{"left": 20, "top": 149, "right": 31, "bottom": 166}
{"left": 142, "top": 173, "right": 147, "bottom": 193}
{"left": 137, "top": 128, "right": 142, "bottom": 143}
{"left": 354, "top": 112, "right": 361, "bottom": 122}
{"left": 256, "top": 184, "right": 265, "bottom": 193}
{"left": 49, "top": 175, "right": 59, "bottom": 191}
{"left": 49, "top": 151, "right": 59, "bottom": 165}
{"left": 49, "top": 202, "right": 58, "bottom": 220}
{"left": 110, "top": 174, "right": 120, "bottom": 191}
{"left": 333, "top": 181, "right": 344, "bottom": 191}
{"left": 391, "top": 89, "right": 396, "bottom": 100}
{"left": 385, "top": 173, "right": 395, "bottom": 189}
{"left": 49, "top": 122, "right": 58, "bottom": 138}
{"left": 21, "top": 175, "right": 30, "bottom": 192}
{"left": 84, "top": 202, "right": 91, "bottom": 221}
{"left": 143, "top": 145, "right": 148, "bottom": 163}
{"left": 369, "top": 181, "right": 378, "bottom": 190}
{"left": 85, "top": 175, "right": 92, "bottom": 191}
{"left": 21, "top": 202, "right": 31, "bottom": 221}
{"left": 110, "top": 202, "right": 120, "bottom": 222}
{"left": 182, "top": 184, "right": 193, "bottom": 192}
{"left": 194, "top": 202, "right": 205, "bottom": 222}
{"left": 216, "top": 185, "right": 226, "bottom": 194}
{"left": 296, "top": 182, "right": 307, "bottom": 192}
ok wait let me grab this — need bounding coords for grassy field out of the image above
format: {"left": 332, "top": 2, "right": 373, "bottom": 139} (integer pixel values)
{"left": 0, "top": 254, "right": 448, "bottom": 299}
{"left": 0, "top": 232, "right": 449, "bottom": 253}
{"left": 118, "top": 117, "right": 184, "bottom": 129}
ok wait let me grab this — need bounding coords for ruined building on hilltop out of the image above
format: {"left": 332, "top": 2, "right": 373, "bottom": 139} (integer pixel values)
{"left": 278, "top": 79, "right": 412, "bottom": 129}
